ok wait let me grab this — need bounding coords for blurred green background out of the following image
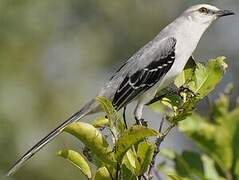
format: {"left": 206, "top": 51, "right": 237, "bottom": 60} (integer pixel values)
{"left": 0, "top": 0, "right": 238, "bottom": 179}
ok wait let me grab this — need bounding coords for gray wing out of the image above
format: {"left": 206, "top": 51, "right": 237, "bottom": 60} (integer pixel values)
{"left": 112, "top": 37, "right": 177, "bottom": 110}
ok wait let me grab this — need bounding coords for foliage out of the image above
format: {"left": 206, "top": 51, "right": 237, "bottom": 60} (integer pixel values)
{"left": 58, "top": 98, "right": 159, "bottom": 179}
{"left": 159, "top": 87, "right": 239, "bottom": 180}
{"left": 58, "top": 150, "right": 92, "bottom": 178}
{"left": 57, "top": 57, "right": 232, "bottom": 179}
{"left": 157, "top": 58, "right": 239, "bottom": 180}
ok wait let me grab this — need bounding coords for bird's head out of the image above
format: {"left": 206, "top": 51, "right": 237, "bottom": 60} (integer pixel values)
{"left": 182, "top": 4, "right": 234, "bottom": 25}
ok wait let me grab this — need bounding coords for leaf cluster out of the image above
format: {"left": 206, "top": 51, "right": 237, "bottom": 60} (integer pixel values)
{"left": 57, "top": 57, "right": 229, "bottom": 180}
{"left": 58, "top": 97, "right": 159, "bottom": 179}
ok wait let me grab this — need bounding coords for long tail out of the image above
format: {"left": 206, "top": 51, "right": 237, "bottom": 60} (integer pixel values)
{"left": 7, "top": 99, "right": 97, "bottom": 176}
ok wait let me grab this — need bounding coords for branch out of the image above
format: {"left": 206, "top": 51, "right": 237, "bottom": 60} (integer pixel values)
{"left": 147, "top": 118, "right": 176, "bottom": 179}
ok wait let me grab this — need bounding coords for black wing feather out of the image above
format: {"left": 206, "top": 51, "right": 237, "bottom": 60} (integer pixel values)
{"left": 113, "top": 38, "right": 176, "bottom": 110}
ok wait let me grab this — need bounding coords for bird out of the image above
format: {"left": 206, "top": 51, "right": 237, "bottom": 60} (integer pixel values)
{"left": 7, "top": 4, "right": 234, "bottom": 176}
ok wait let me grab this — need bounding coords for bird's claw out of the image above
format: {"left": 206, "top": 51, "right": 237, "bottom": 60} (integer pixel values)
{"left": 135, "top": 118, "right": 148, "bottom": 127}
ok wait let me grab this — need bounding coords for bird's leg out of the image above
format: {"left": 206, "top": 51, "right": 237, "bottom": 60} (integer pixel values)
{"left": 123, "top": 106, "right": 128, "bottom": 129}
{"left": 134, "top": 117, "right": 148, "bottom": 127}
{"left": 134, "top": 103, "right": 148, "bottom": 127}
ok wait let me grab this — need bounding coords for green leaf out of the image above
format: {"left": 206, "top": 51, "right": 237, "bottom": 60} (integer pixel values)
{"left": 57, "top": 149, "right": 91, "bottom": 178}
{"left": 170, "top": 151, "right": 201, "bottom": 178}
{"left": 216, "top": 106, "right": 239, "bottom": 176}
{"left": 179, "top": 113, "right": 216, "bottom": 140}
{"left": 201, "top": 155, "right": 224, "bottom": 180}
{"left": 121, "top": 164, "right": 137, "bottom": 180}
{"left": 91, "top": 116, "right": 110, "bottom": 128}
{"left": 167, "top": 94, "right": 198, "bottom": 123}
{"left": 178, "top": 114, "right": 223, "bottom": 169}
{"left": 160, "top": 148, "right": 176, "bottom": 160}
{"left": 178, "top": 151, "right": 204, "bottom": 177}
{"left": 64, "top": 122, "right": 116, "bottom": 166}
{"left": 96, "top": 96, "right": 125, "bottom": 133}
{"left": 179, "top": 91, "right": 239, "bottom": 179}
{"left": 163, "top": 57, "right": 227, "bottom": 124}
{"left": 93, "top": 167, "right": 112, "bottom": 180}
{"left": 158, "top": 162, "right": 178, "bottom": 179}
{"left": 160, "top": 94, "right": 183, "bottom": 111}
{"left": 235, "top": 160, "right": 239, "bottom": 178}
{"left": 175, "top": 56, "right": 197, "bottom": 88}
{"left": 188, "top": 57, "right": 227, "bottom": 98}
{"left": 167, "top": 174, "right": 185, "bottom": 180}
{"left": 136, "top": 142, "right": 155, "bottom": 175}
{"left": 160, "top": 149, "right": 223, "bottom": 179}
{"left": 115, "top": 125, "right": 160, "bottom": 162}
{"left": 212, "top": 83, "right": 233, "bottom": 118}
{"left": 122, "top": 149, "right": 140, "bottom": 174}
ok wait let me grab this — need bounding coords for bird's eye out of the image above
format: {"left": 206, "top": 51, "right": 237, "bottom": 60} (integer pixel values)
{"left": 199, "top": 7, "right": 209, "bottom": 14}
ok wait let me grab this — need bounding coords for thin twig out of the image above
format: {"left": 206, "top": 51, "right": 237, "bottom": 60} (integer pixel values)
{"left": 115, "top": 163, "right": 120, "bottom": 180}
{"left": 159, "top": 118, "right": 164, "bottom": 132}
{"left": 147, "top": 118, "right": 176, "bottom": 179}
{"left": 142, "top": 174, "right": 147, "bottom": 180}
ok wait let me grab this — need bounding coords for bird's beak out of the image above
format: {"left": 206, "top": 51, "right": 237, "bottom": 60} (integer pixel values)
{"left": 216, "top": 9, "right": 235, "bottom": 17}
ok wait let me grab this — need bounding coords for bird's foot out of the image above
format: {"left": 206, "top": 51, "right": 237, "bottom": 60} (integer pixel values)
{"left": 135, "top": 117, "right": 148, "bottom": 127}
{"left": 140, "top": 119, "right": 148, "bottom": 127}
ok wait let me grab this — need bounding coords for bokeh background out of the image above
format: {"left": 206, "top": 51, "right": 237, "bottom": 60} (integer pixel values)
{"left": 0, "top": 0, "right": 238, "bottom": 179}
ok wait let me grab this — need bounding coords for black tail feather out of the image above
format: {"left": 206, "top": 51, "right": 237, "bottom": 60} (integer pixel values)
{"left": 7, "top": 99, "right": 97, "bottom": 176}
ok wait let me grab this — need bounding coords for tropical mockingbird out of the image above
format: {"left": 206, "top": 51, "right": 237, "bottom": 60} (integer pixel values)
{"left": 7, "top": 4, "right": 234, "bottom": 176}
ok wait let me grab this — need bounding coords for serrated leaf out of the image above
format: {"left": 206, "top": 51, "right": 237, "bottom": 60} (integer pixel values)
{"left": 163, "top": 57, "right": 227, "bottom": 124}
{"left": 115, "top": 125, "right": 160, "bottom": 162}
{"left": 57, "top": 149, "right": 91, "bottom": 178}
{"left": 188, "top": 57, "right": 227, "bottom": 98}
{"left": 151, "top": 57, "right": 227, "bottom": 124}
{"left": 136, "top": 142, "right": 155, "bottom": 175}
{"left": 64, "top": 122, "right": 116, "bottom": 166}
{"left": 93, "top": 167, "right": 112, "bottom": 180}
